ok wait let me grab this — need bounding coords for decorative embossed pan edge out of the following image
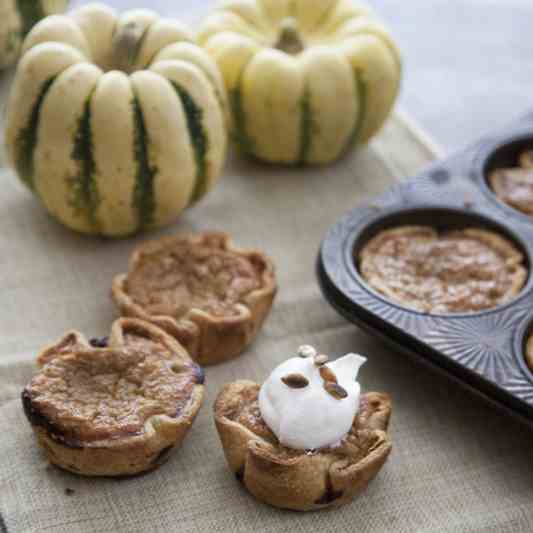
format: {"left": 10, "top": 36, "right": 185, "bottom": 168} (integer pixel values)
{"left": 318, "top": 113, "right": 533, "bottom": 429}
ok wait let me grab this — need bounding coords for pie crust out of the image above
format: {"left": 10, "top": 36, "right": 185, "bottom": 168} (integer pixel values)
{"left": 112, "top": 232, "right": 277, "bottom": 366}
{"left": 214, "top": 380, "right": 392, "bottom": 511}
{"left": 358, "top": 226, "right": 527, "bottom": 313}
{"left": 22, "top": 318, "right": 204, "bottom": 477}
{"left": 489, "top": 149, "right": 533, "bottom": 215}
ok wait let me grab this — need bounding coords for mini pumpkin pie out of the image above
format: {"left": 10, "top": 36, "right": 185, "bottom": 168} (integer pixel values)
{"left": 112, "top": 231, "right": 277, "bottom": 366}
{"left": 214, "top": 345, "right": 392, "bottom": 511}
{"left": 489, "top": 149, "right": 533, "bottom": 215}
{"left": 22, "top": 318, "right": 204, "bottom": 477}
{"left": 358, "top": 225, "right": 527, "bottom": 314}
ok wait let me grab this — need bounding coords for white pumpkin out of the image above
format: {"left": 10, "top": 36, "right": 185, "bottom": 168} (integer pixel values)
{"left": 0, "top": 0, "right": 69, "bottom": 69}
{"left": 198, "top": 0, "right": 401, "bottom": 165}
{"left": 5, "top": 3, "right": 227, "bottom": 237}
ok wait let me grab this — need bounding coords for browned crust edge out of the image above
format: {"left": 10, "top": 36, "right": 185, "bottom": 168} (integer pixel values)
{"left": 359, "top": 225, "right": 527, "bottom": 312}
{"left": 213, "top": 380, "right": 392, "bottom": 511}
{"left": 111, "top": 232, "right": 277, "bottom": 366}
{"left": 22, "top": 318, "right": 205, "bottom": 477}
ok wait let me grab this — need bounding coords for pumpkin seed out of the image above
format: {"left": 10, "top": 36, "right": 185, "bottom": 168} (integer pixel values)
{"left": 324, "top": 382, "right": 348, "bottom": 400}
{"left": 281, "top": 373, "right": 309, "bottom": 389}
{"left": 297, "top": 345, "right": 316, "bottom": 358}
{"left": 314, "top": 354, "right": 329, "bottom": 366}
{"left": 319, "top": 366, "right": 337, "bottom": 384}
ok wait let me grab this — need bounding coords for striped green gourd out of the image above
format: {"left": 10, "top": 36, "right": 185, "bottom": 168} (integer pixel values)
{"left": 5, "top": 3, "right": 227, "bottom": 237}
{"left": 198, "top": 0, "right": 401, "bottom": 165}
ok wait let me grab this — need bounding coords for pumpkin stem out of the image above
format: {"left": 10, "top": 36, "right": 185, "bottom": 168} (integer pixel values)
{"left": 112, "top": 21, "right": 144, "bottom": 73}
{"left": 275, "top": 17, "right": 304, "bottom": 55}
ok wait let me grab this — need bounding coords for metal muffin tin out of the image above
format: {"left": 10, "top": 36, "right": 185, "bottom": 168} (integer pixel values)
{"left": 317, "top": 114, "right": 533, "bottom": 427}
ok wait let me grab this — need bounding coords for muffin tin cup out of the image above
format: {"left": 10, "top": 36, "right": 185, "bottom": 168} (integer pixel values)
{"left": 318, "top": 114, "right": 533, "bottom": 428}
{"left": 476, "top": 129, "right": 533, "bottom": 225}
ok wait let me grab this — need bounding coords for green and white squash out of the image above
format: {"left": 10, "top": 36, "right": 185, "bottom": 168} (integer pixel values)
{"left": 0, "top": 0, "right": 69, "bottom": 69}
{"left": 198, "top": 0, "right": 401, "bottom": 165}
{"left": 5, "top": 3, "right": 227, "bottom": 237}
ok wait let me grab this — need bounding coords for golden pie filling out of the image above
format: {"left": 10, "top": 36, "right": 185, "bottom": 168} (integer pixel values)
{"left": 22, "top": 347, "right": 202, "bottom": 447}
{"left": 489, "top": 149, "right": 533, "bottom": 215}
{"left": 358, "top": 226, "right": 527, "bottom": 313}
{"left": 125, "top": 234, "right": 265, "bottom": 318}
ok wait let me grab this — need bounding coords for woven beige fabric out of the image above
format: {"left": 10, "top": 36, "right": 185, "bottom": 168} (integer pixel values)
{"left": 2, "top": 104, "right": 533, "bottom": 533}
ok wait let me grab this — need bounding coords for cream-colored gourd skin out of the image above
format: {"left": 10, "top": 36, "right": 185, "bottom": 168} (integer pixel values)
{"left": 0, "top": 0, "right": 69, "bottom": 69}
{"left": 34, "top": 62, "right": 103, "bottom": 233}
{"left": 152, "top": 42, "right": 229, "bottom": 126}
{"left": 5, "top": 3, "right": 228, "bottom": 237}
{"left": 72, "top": 3, "right": 116, "bottom": 70}
{"left": 130, "top": 70, "right": 197, "bottom": 228}
{"left": 150, "top": 60, "right": 226, "bottom": 198}
{"left": 198, "top": 0, "right": 401, "bottom": 165}
{"left": 90, "top": 71, "right": 138, "bottom": 236}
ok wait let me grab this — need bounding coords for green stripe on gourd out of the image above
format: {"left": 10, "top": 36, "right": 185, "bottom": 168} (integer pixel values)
{"left": 16, "top": 0, "right": 46, "bottom": 36}
{"left": 170, "top": 82, "right": 209, "bottom": 205}
{"left": 14, "top": 76, "right": 56, "bottom": 190}
{"left": 132, "top": 97, "right": 157, "bottom": 231}
{"left": 229, "top": 64, "right": 255, "bottom": 155}
{"left": 343, "top": 70, "right": 365, "bottom": 152}
{"left": 5, "top": 29, "right": 20, "bottom": 57}
{"left": 69, "top": 96, "right": 100, "bottom": 230}
{"left": 298, "top": 87, "right": 312, "bottom": 164}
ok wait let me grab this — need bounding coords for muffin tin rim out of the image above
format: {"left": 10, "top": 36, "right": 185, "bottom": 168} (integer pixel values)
{"left": 336, "top": 203, "right": 533, "bottom": 319}
{"left": 513, "top": 311, "right": 533, "bottom": 386}
{"left": 474, "top": 128, "right": 533, "bottom": 224}
{"left": 318, "top": 113, "right": 533, "bottom": 428}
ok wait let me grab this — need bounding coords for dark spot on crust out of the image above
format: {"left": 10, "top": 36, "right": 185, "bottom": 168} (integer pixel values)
{"left": 21, "top": 389, "right": 83, "bottom": 449}
{"left": 235, "top": 465, "right": 245, "bottom": 482}
{"left": 89, "top": 337, "right": 109, "bottom": 348}
{"left": 152, "top": 445, "right": 174, "bottom": 465}
{"left": 64, "top": 488, "right": 75, "bottom": 496}
{"left": 314, "top": 476, "right": 343, "bottom": 505}
{"left": 192, "top": 364, "right": 205, "bottom": 385}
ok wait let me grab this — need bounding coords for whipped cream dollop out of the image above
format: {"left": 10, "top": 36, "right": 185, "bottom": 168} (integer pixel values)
{"left": 258, "top": 346, "right": 366, "bottom": 450}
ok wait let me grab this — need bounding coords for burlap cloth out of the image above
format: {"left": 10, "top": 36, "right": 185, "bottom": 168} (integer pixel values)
{"left": 2, "top": 61, "right": 533, "bottom": 530}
